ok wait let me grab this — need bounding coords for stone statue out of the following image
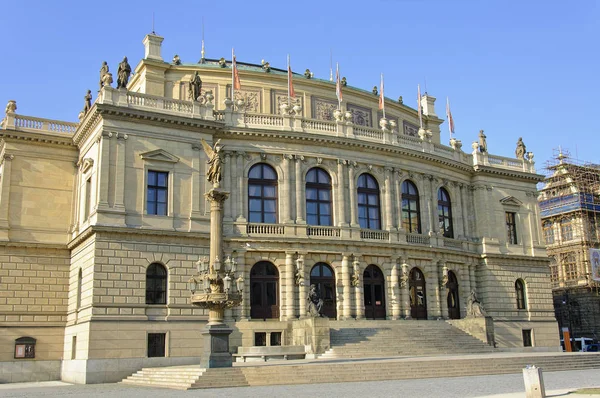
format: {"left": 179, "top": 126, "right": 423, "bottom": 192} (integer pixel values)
{"left": 398, "top": 96, "right": 403, "bottom": 104}
{"left": 5, "top": 100, "right": 17, "bottom": 114}
{"left": 99, "top": 61, "right": 109, "bottom": 91}
{"left": 116, "top": 57, "right": 132, "bottom": 89}
{"left": 478, "top": 130, "right": 487, "bottom": 153}
{"left": 102, "top": 72, "right": 113, "bottom": 88}
{"left": 200, "top": 138, "right": 223, "bottom": 187}
{"left": 172, "top": 54, "right": 181, "bottom": 65}
{"left": 83, "top": 90, "right": 92, "bottom": 114}
{"left": 466, "top": 290, "right": 487, "bottom": 318}
{"left": 515, "top": 137, "right": 526, "bottom": 160}
{"left": 304, "top": 69, "right": 312, "bottom": 79}
{"left": 307, "top": 284, "right": 324, "bottom": 317}
{"left": 372, "top": 86, "right": 378, "bottom": 96}
{"left": 188, "top": 71, "right": 203, "bottom": 102}
{"left": 341, "top": 77, "right": 347, "bottom": 87}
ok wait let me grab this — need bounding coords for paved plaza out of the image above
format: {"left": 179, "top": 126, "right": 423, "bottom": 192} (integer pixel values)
{"left": 0, "top": 369, "right": 599, "bottom": 398}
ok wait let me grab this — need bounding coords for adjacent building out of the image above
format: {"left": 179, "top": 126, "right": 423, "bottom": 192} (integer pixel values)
{"left": 0, "top": 32, "right": 559, "bottom": 384}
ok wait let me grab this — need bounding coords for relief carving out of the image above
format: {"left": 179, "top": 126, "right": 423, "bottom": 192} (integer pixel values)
{"left": 347, "top": 104, "right": 372, "bottom": 127}
{"left": 311, "top": 97, "right": 337, "bottom": 121}
{"left": 271, "top": 90, "right": 303, "bottom": 115}
{"left": 403, "top": 121, "right": 419, "bottom": 137}
{"left": 233, "top": 89, "right": 261, "bottom": 113}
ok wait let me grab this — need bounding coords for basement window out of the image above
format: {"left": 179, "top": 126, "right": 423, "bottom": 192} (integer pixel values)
{"left": 148, "top": 333, "right": 166, "bottom": 357}
{"left": 270, "top": 332, "right": 282, "bottom": 346}
{"left": 14, "top": 337, "right": 36, "bottom": 359}
{"left": 254, "top": 332, "right": 266, "bottom": 346}
{"left": 522, "top": 329, "right": 533, "bottom": 347}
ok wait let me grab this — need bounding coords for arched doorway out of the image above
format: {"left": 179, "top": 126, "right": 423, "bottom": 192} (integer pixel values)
{"left": 409, "top": 268, "right": 427, "bottom": 319}
{"left": 447, "top": 271, "right": 460, "bottom": 319}
{"left": 363, "top": 265, "right": 386, "bottom": 319}
{"left": 250, "top": 261, "right": 279, "bottom": 319}
{"left": 310, "top": 263, "right": 337, "bottom": 319}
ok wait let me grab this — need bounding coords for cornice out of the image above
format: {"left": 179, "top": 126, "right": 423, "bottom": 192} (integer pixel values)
{"left": 473, "top": 165, "right": 544, "bottom": 182}
{"left": 0, "top": 129, "right": 75, "bottom": 147}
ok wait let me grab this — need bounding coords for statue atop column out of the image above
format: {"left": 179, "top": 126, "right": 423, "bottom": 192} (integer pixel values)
{"left": 200, "top": 138, "right": 223, "bottom": 187}
{"left": 307, "top": 284, "right": 324, "bottom": 317}
{"left": 515, "top": 137, "right": 527, "bottom": 160}
{"left": 116, "top": 57, "right": 131, "bottom": 89}
{"left": 188, "top": 71, "right": 203, "bottom": 102}
{"left": 478, "top": 130, "right": 487, "bottom": 153}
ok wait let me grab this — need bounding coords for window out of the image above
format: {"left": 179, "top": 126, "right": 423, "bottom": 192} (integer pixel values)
{"left": 515, "top": 279, "right": 526, "bottom": 309}
{"left": 84, "top": 177, "right": 92, "bottom": 219}
{"left": 310, "top": 263, "right": 337, "bottom": 319}
{"left": 147, "top": 333, "right": 166, "bottom": 357}
{"left": 147, "top": 170, "right": 168, "bottom": 216}
{"left": 357, "top": 174, "right": 380, "bottom": 230}
{"left": 248, "top": 164, "right": 278, "bottom": 223}
{"left": 506, "top": 212, "right": 518, "bottom": 244}
{"left": 522, "top": 329, "right": 532, "bottom": 347}
{"left": 14, "top": 337, "right": 36, "bottom": 359}
{"left": 561, "top": 252, "right": 578, "bottom": 280}
{"left": 250, "top": 261, "right": 280, "bottom": 319}
{"left": 543, "top": 221, "right": 554, "bottom": 245}
{"left": 401, "top": 180, "right": 421, "bottom": 233}
{"left": 146, "top": 263, "right": 167, "bottom": 304}
{"left": 255, "top": 332, "right": 267, "bottom": 346}
{"left": 306, "top": 168, "right": 332, "bottom": 226}
{"left": 561, "top": 218, "right": 573, "bottom": 242}
{"left": 437, "top": 188, "right": 453, "bottom": 238}
{"left": 270, "top": 332, "right": 282, "bottom": 346}
{"left": 549, "top": 256, "right": 558, "bottom": 283}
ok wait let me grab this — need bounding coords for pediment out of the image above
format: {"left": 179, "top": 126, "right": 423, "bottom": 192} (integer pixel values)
{"left": 140, "top": 149, "right": 179, "bottom": 163}
{"left": 499, "top": 196, "right": 523, "bottom": 207}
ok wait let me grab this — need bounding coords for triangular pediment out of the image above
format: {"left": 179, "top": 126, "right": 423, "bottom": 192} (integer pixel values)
{"left": 500, "top": 196, "right": 523, "bottom": 206}
{"left": 140, "top": 149, "right": 179, "bottom": 163}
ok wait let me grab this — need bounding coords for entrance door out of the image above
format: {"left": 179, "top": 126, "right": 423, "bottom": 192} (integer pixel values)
{"left": 363, "top": 265, "right": 386, "bottom": 319}
{"left": 409, "top": 268, "right": 427, "bottom": 319}
{"left": 447, "top": 271, "right": 460, "bottom": 319}
{"left": 250, "top": 261, "right": 279, "bottom": 319}
{"left": 310, "top": 263, "right": 337, "bottom": 319}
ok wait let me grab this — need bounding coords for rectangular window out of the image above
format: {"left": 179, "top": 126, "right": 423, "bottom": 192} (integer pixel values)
{"left": 506, "top": 212, "right": 518, "bottom": 244}
{"left": 561, "top": 220, "right": 573, "bottom": 242}
{"left": 254, "top": 332, "right": 266, "bottom": 346}
{"left": 147, "top": 171, "right": 168, "bottom": 216}
{"left": 270, "top": 332, "right": 282, "bottom": 346}
{"left": 522, "top": 329, "right": 532, "bottom": 347}
{"left": 71, "top": 336, "right": 77, "bottom": 360}
{"left": 85, "top": 177, "right": 92, "bottom": 219}
{"left": 147, "top": 333, "right": 166, "bottom": 357}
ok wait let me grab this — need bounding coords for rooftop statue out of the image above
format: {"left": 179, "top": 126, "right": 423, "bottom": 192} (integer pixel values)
{"left": 478, "top": 130, "right": 487, "bottom": 153}
{"left": 200, "top": 138, "right": 223, "bottom": 187}
{"left": 188, "top": 71, "right": 203, "bottom": 102}
{"left": 515, "top": 137, "right": 526, "bottom": 160}
{"left": 116, "top": 57, "right": 131, "bottom": 89}
{"left": 83, "top": 90, "right": 92, "bottom": 114}
{"left": 372, "top": 86, "right": 378, "bottom": 96}
{"left": 172, "top": 54, "right": 181, "bottom": 65}
{"left": 99, "top": 61, "right": 109, "bottom": 91}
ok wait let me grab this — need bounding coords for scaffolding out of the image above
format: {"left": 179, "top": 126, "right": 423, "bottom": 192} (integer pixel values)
{"left": 540, "top": 148, "right": 600, "bottom": 290}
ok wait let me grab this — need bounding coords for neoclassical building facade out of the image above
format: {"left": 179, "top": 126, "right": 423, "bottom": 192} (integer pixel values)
{"left": 0, "top": 33, "right": 558, "bottom": 383}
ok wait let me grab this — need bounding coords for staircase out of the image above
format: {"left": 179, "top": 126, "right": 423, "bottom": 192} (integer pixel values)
{"left": 121, "top": 365, "right": 248, "bottom": 390}
{"left": 319, "top": 320, "right": 496, "bottom": 359}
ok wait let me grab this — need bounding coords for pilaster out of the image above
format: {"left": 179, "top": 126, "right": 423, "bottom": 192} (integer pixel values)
{"left": 297, "top": 254, "right": 307, "bottom": 318}
{"left": 0, "top": 153, "right": 14, "bottom": 240}
{"left": 285, "top": 252, "right": 296, "bottom": 320}
{"left": 341, "top": 254, "right": 352, "bottom": 319}
{"left": 336, "top": 159, "right": 347, "bottom": 226}
{"left": 113, "top": 133, "right": 127, "bottom": 214}
{"left": 294, "top": 155, "right": 305, "bottom": 224}
{"left": 348, "top": 161, "right": 359, "bottom": 227}
{"left": 384, "top": 167, "right": 394, "bottom": 230}
{"left": 96, "top": 133, "right": 111, "bottom": 210}
{"left": 353, "top": 256, "right": 365, "bottom": 319}
{"left": 236, "top": 152, "right": 246, "bottom": 222}
{"left": 283, "top": 154, "right": 293, "bottom": 223}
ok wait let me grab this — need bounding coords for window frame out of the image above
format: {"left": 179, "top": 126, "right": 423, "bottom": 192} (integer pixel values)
{"left": 248, "top": 163, "right": 278, "bottom": 224}
{"left": 357, "top": 173, "right": 381, "bottom": 230}
{"left": 437, "top": 188, "right": 454, "bottom": 238}
{"left": 543, "top": 221, "right": 554, "bottom": 245}
{"left": 146, "top": 263, "right": 168, "bottom": 305}
{"left": 146, "top": 170, "right": 169, "bottom": 216}
{"left": 515, "top": 279, "right": 527, "bottom": 310}
{"left": 305, "top": 168, "right": 333, "bottom": 226}
{"left": 506, "top": 211, "right": 518, "bottom": 244}
{"left": 147, "top": 332, "right": 168, "bottom": 358}
{"left": 560, "top": 218, "right": 573, "bottom": 242}
{"left": 401, "top": 180, "right": 421, "bottom": 233}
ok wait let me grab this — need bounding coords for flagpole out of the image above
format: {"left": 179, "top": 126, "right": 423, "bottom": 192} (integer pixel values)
{"left": 336, "top": 62, "right": 342, "bottom": 109}
{"left": 381, "top": 73, "right": 386, "bottom": 119}
{"left": 329, "top": 49, "right": 333, "bottom": 82}
{"left": 231, "top": 48, "right": 235, "bottom": 101}
{"left": 287, "top": 54, "right": 291, "bottom": 106}
{"left": 418, "top": 84, "right": 423, "bottom": 129}
{"left": 201, "top": 17, "right": 205, "bottom": 62}
{"left": 447, "top": 97, "right": 452, "bottom": 140}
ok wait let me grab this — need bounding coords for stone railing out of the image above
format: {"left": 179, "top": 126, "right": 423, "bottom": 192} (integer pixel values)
{"left": 307, "top": 226, "right": 341, "bottom": 238}
{"left": 354, "top": 125, "right": 383, "bottom": 141}
{"left": 246, "top": 223, "right": 285, "bottom": 235}
{"left": 2, "top": 113, "right": 78, "bottom": 134}
{"left": 214, "top": 110, "right": 225, "bottom": 121}
{"left": 360, "top": 229, "right": 389, "bottom": 241}
{"left": 300, "top": 119, "right": 336, "bottom": 132}
{"left": 443, "top": 238, "right": 464, "bottom": 249}
{"left": 127, "top": 91, "right": 193, "bottom": 114}
{"left": 244, "top": 113, "right": 283, "bottom": 127}
{"left": 406, "top": 233, "right": 431, "bottom": 245}
{"left": 487, "top": 154, "right": 524, "bottom": 169}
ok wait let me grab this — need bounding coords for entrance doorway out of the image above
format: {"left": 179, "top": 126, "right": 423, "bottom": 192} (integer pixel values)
{"left": 409, "top": 268, "right": 427, "bottom": 319}
{"left": 447, "top": 270, "right": 460, "bottom": 319}
{"left": 250, "top": 261, "right": 279, "bottom": 319}
{"left": 310, "top": 263, "right": 337, "bottom": 319}
{"left": 363, "top": 264, "right": 386, "bottom": 319}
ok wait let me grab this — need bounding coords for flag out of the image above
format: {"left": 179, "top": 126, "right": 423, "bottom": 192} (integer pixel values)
{"left": 232, "top": 51, "right": 241, "bottom": 90}
{"left": 335, "top": 63, "right": 342, "bottom": 105}
{"left": 379, "top": 74, "right": 385, "bottom": 111}
{"left": 417, "top": 84, "right": 423, "bottom": 128}
{"left": 287, "top": 56, "right": 295, "bottom": 98}
{"left": 446, "top": 97, "right": 455, "bottom": 136}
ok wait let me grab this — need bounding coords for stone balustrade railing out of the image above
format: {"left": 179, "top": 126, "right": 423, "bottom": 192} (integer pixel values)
{"left": 1, "top": 113, "right": 78, "bottom": 134}
{"left": 307, "top": 225, "right": 341, "bottom": 238}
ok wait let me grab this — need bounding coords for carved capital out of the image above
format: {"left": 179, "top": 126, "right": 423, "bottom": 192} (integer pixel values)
{"left": 337, "top": 158, "right": 346, "bottom": 165}
{"left": 294, "top": 154, "right": 305, "bottom": 162}
{"left": 384, "top": 166, "right": 394, "bottom": 173}
{"left": 236, "top": 150, "right": 246, "bottom": 158}
{"left": 283, "top": 154, "right": 294, "bottom": 161}
{"left": 3, "top": 154, "right": 14, "bottom": 161}
{"left": 116, "top": 132, "right": 128, "bottom": 140}
{"left": 316, "top": 157, "right": 323, "bottom": 165}
{"left": 347, "top": 160, "right": 358, "bottom": 168}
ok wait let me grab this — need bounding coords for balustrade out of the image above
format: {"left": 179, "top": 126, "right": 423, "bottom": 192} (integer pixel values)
{"left": 306, "top": 226, "right": 341, "bottom": 237}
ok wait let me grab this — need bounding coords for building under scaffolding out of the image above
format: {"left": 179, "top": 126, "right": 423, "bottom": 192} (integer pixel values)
{"left": 539, "top": 149, "right": 600, "bottom": 345}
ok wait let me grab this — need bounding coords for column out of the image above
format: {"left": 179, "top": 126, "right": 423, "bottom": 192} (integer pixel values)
{"left": 429, "top": 176, "right": 439, "bottom": 234}
{"left": 391, "top": 260, "right": 401, "bottom": 319}
{"left": 461, "top": 264, "right": 471, "bottom": 318}
{"left": 237, "top": 152, "right": 246, "bottom": 221}
{"left": 440, "top": 262, "right": 449, "bottom": 319}
{"left": 401, "top": 260, "right": 411, "bottom": 319}
{"left": 394, "top": 171, "right": 403, "bottom": 231}
{"left": 190, "top": 145, "right": 202, "bottom": 219}
{"left": 419, "top": 175, "right": 432, "bottom": 234}
{"left": 429, "top": 261, "right": 442, "bottom": 319}
{"left": 297, "top": 254, "right": 307, "bottom": 317}
{"left": 223, "top": 152, "right": 232, "bottom": 220}
{"left": 206, "top": 189, "right": 229, "bottom": 267}
{"left": 285, "top": 252, "right": 296, "bottom": 320}
{"left": 337, "top": 159, "right": 347, "bottom": 226}
{"left": 460, "top": 184, "right": 469, "bottom": 237}
{"left": 282, "top": 155, "right": 293, "bottom": 223}
{"left": 341, "top": 254, "right": 352, "bottom": 319}
{"left": 230, "top": 151, "right": 238, "bottom": 221}
{"left": 384, "top": 167, "right": 394, "bottom": 230}
{"left": 97, "top": 133, "right": 111, "bottom": 209}
{"left": 451, "top": 183, "right": 464, "bottom": 238}
{"left": 295, "top": 156, "right": 305, "bottom": 224}
{"left": 348, "top": 162, "right": 358, "bottom": 227}
{"left": 237, "top": 254, "right": 249, "bottom": 320}
{"left": 353, "top": 257, "right": 365, "bottom": 319}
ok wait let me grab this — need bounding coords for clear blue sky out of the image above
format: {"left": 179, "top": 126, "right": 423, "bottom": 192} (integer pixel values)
{"left": 1, "top": 0, "right": 598, "bottom": 169}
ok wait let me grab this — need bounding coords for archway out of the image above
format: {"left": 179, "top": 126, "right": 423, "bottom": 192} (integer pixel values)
{"left": 447, "top": 271, "right": 460, "bottom": 319}
{"left": 363, "top": 265, "right": 386, "bottom": 319}
{"left": 310, "top": 263, "right": 337, "bottom": 319}
{"left": 409, "top": 268, "right": 427, "bottom": 319}
{"left": 250, "top": 261, "right": 279, "bottom": 319}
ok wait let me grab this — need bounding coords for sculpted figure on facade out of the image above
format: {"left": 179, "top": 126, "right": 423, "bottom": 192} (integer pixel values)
{"left": 307, "top": 284, "right": 324, "bottom": 317}
{"left": 5, "top": 100, "right": 16, "bottom": 114}
{"left": 188, "top": 71, "right": 203, "bottom": 102}
{"left": 200, "top": 138, "right": 223, "bottom": 187}
{"left": 515, "top": 137, "right": 526, "bottom": 160}
{"left": 99, "top": 61, "right": 109, "bottom": 91}
{"left": 478, "top": 130, "right": 487, "bottom": 153}
{"left": 466, "top": 290, "right": 487, "bottom": 318}
{"left": 83, "top": 90, "right": 92, "bottom": 114}
{"left": 116, "top": 57, "right": 132, "bottom": 89}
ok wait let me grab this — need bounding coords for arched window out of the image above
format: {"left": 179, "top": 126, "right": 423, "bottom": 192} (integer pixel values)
{"left": 401, "top": 180, "right": 421, "bottom": 233}
{"left": 310, "top": 263, "right": 336, "bottom": 318}
{"left": 447, "top": 271, "right": 460, "bottom": 319}
{"left": 515, "top": 279, "right": 526, "bottom": 309}
{"left": 549, "top": 255, "right": 558, "bottom": 284}
{"left": 357, "top": 174, "right": 380, "bottom": 230}
{"left": 438, "top": 188, "right": 453, "bottom": 238}
{"left": 248, "top": 163, "right": 278, "bottom": 224}
{"left": 543, "top": 221, "right": 554, "bottom": 245}
{"left": 306, "top": 168, "right": 332, "bottom": 226}
{"left": 146, "top": 263, "right": 167, "bottom": 305}
{"left": 250, "top": 261, "right": 279, "bottom": 319}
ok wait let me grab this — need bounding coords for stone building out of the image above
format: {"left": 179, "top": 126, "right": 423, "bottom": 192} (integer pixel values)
{"left": 0, "top": 33, "right": 558, "bottom": 384}
{"left": 539, "top": 150, "right": 600, "bottom": 345}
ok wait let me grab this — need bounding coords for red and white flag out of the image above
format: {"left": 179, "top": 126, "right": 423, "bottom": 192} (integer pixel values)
{"left": 287, "top": 55, "right": 295, "bottom": 98}
{"left": 446, "top": 97, "right": 455, "bottom": 137}
{"left": 232, "top": 49, "right": 241, "bottom": 91}
{"left": 417, "top": 84, "right": 423, "bottom": 128}
{"left": 335, "top": 63, "right": 342, "bottom": 105}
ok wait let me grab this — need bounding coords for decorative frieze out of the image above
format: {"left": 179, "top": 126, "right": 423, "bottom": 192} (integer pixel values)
{"left": 311, "top": 97, "right": 337, "bottom": 121}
